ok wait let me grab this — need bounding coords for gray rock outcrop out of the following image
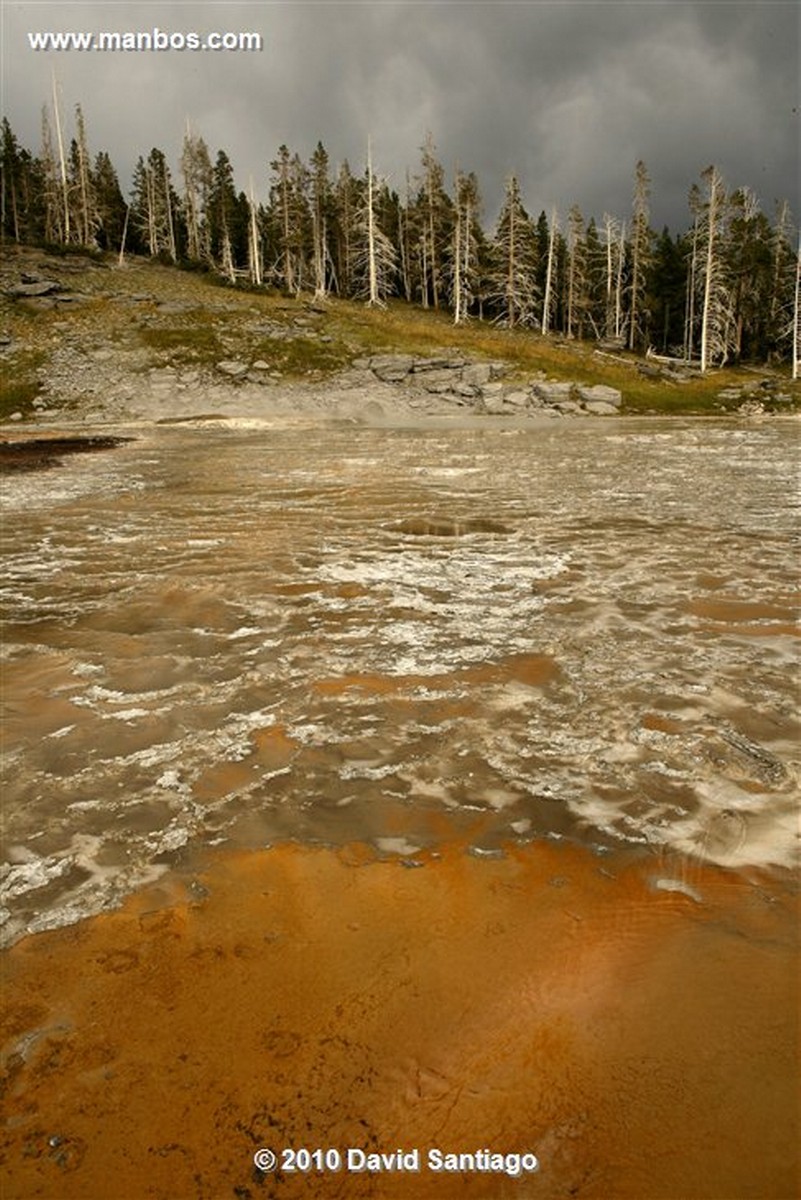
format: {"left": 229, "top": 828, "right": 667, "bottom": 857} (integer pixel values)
{"left": 350, "top": 354, "right": 624, "bottom": 418}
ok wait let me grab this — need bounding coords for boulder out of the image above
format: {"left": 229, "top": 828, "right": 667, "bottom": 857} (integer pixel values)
{"left": 584, "top": 401, "right": 619, "bottom": 416}
{"left": 532, "top": 381, "right": 573, "bottom": 406}
{"left": 6, "top": 279, "right": 61, "bottom": 298}
{"left": 420, "top": 369, "right": 462, "bottom": 392}
{"left": 216, "top": 360, "right": 249, "bottom": 378}
{"left": 411, "top": 357, "right": 465, "bottom": 372}
{"left": 461, "top": 363, "right": 493, "bottom": 388}
{"left": 368, "top": 354, "right": 414, "bottom": 382}
{"left": 576, "top": 384, "right": 622, "bottom": 407}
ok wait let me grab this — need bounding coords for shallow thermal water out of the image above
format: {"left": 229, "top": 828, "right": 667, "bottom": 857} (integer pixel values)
{"left": 1, "top": 416, "right": 799, "bottom": 944}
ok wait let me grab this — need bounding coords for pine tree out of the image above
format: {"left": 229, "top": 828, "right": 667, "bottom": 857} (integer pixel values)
{"left": 208, "top": 150, "right": 239, "bottom": 281}
{"left": 565, "top": 204, "right": 588, "bottom": 338}
{"left": 769, "top": 201, "right": 793, "bottom": 347}
{"left": 583, "top": 217, "right": 606, "bottom": 338}
{"left": 1, "top": 118, "right": 27, "bottom": 243}
{"left": 726, "top": 188, "right": 773, "bottom": 361}
{"left": 93, "top": 150, "right": 126, "bottom": 251}
{"left": 131, "top": 148, "right": 177, "bottom": 261}
{"left": 650, "top": 228, "right": 687, "bottom": 354}
{"left": 269, "top": 145, "right": 310, "bottom": 294}
{"left": 309, "top": 142, "right": 333, "bottom": 299}
{"left": 628, "top": 160, "right": 652, "bottom": 350}
{"left": 180, "top": 124, "right": 213, "bottom": 263}
{"left": 793, "top": 236, "right": 800, "bottom": 380}
{"left": 331, "top": 160, "right": 360, "bottom": 298}
{"left": 396, "top": 171, "right": 415, "bottom": 303}
{"left": 768, "top": 201, "right": 797, "bottom": 368}
{"left": 69, "top": 105, "right": 99, "bottom": 247}
{"left": 487, "top": 175, "right": 538, "bottom": 327}
{"left": 416, "top": 133, "right": 451, "bottom": 309}
{"left": 449, "top": 169, "right": 481, "bottom": 323}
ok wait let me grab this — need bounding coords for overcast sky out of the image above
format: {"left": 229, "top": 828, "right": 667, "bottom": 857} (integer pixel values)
{"left": 1, "top": 0, "right": 798, "bottom": 233}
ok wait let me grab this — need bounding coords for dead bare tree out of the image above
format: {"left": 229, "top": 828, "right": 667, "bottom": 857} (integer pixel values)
{"left": 353, "top": 137, "right": 396, "bottom": 307}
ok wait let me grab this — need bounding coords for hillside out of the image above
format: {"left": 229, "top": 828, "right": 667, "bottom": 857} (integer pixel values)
{"left": 1, "top": 245, "right": 798, "bottom": 427}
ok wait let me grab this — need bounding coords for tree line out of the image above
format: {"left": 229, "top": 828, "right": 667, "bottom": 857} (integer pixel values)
{"left": 1, "top": 95, "right": 799, "bottom": 376}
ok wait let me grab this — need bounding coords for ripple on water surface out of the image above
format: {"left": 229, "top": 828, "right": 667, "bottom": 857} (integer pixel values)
{"left": 0, "top": 419, "right": 798, "bottom": 942}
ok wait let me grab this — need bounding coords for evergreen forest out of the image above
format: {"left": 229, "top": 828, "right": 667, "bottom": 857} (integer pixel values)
{"left": 1, "top": 103, "right": 798, "bottom": 377}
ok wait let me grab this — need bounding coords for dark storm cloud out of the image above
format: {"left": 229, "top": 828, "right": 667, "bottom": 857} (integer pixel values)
{"left": 1, "top": 0, "right": 797, "bottom": 232}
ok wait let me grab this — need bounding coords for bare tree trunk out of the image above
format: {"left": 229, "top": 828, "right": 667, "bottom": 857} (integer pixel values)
{"left": 605, "top": 215, "right": 614, "bottom": 337}
{"left": 615, "top": 221, "right": 625, "bottom": 339}
{"left": 73, "top": 105, "right": 99, "bottom": 247}
{"left": 452, "top": 201, "right": 462, "bottom": 324}
{"left": 542, "top": 208, "right": 557, "bottom": 337}
{"left": 248, "top": 179, "right": 262, "bottom": 286}
{"left": 311, "top": 194, "right": 325, "bottom": 300}
{"left": 462, "top": 197, "right": 472, "bottom": 320}
{"left": 628, "top": 160, "right": 650, "bottom": 351}
{"left": 355, "top": 137, "right": 395, "bottom": 307}
{"left": 699, "top": 167, "right": 727, "bottom": 373}
{"left": 398, "top": 173, "right": 413, "bottom": 303}
{"left": 146, "top": 166, "right": 157, "bottom": 255}
{"left": 700, "top": 210, "right": 715, "bottom": 374}
{"left": 51, "top": 71, "right": 70, "bottom": 243}
{"left": 40, "top": 107, "right": 61, "bottom": 243}
{"left": 117, "top": 204, "right": 130, "bottom": 266}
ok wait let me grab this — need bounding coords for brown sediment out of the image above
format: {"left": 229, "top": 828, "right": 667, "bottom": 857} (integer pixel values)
{"left": 640, "top": 713, "right": 685, "bottom": 735}
{"left": 459, "top": 654, "right": 560, "bottom": 689}
{"left": 0, "top": 842, "right": 798, "bottom": 1200}
{"left": 686, "top": 598, "right": 800, "bottom": 625}
{"left": 251, "top": 725, "right": 299, "bottom": 769}
{"left": 696, "top": 622, "right": 800, "bottom": 638}
{"left": 313, "top": 673, "right": 416, "bottom": 697}
{"left": 313, "top": 655, "right": 560, "bottom": 700}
